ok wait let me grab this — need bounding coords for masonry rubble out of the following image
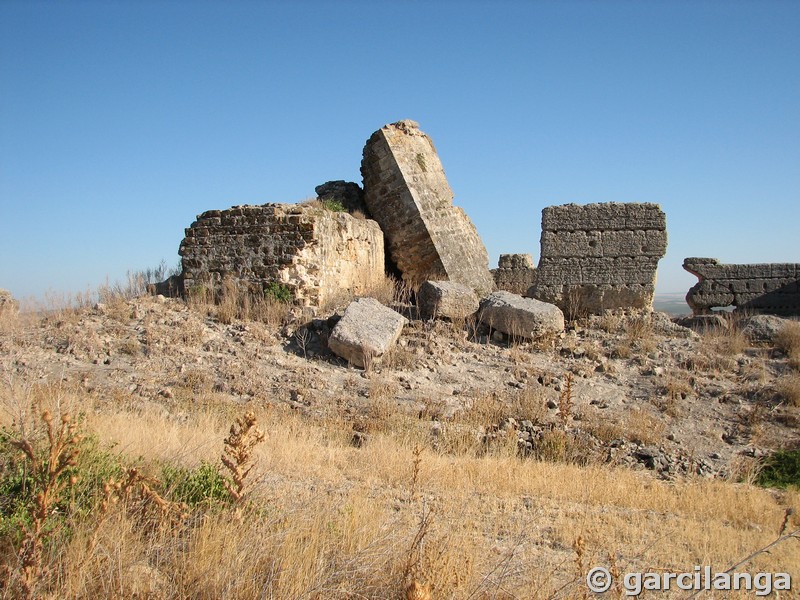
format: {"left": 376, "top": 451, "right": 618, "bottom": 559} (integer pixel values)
{"left": 314, "top": 180, "right": 370, "bottom": 217}
{"left": 683, "top": 258, "right": 800, "bottom": 316}
{"left": 492, "top": 254, "right": 537, "bottom": 295}
{"left": 178, "top": 203, "right": 385, "bottom": 309}
{"left": 479, "top": 291, "right": 565, "bottom": 341}
{"left": 528, "top": 202, "right": 667, "bottom": 314}
{"left": 417, "top": 280, "right": 480, "bottom": 321}
{"left": 361, "top": 119, "right": 495, "bottom": 296}
{"left": 327, "top": 297, "right": 408, "bottom": 367}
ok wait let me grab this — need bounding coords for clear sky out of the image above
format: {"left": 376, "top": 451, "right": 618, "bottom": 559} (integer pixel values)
{"left": 1, "top": 1, "right": 798, "bottom": 302}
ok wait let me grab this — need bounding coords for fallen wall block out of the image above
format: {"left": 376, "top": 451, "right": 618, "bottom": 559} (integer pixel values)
{"left": 328, "top": 297, "right": 408, "bottom": 367}
{"left": 529, "top": 203, "right": 667, "bottom": 314}
{"left": 179, "top": 203, "right": 385, "bottom": 309}
{"left": 683, "top": 258, "right": 800, "bottom": 316}
{"left": 361, "top": 119, "right": 495, "bottom": 296}
{"left": 417, "top": 280, "right": 480, "bottom": 321}
{"left": 479, "top": 291, "right": 564, "bottom": 341}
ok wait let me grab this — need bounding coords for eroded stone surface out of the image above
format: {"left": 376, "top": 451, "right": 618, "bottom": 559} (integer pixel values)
{"left": 479, "top": 291, "right": 564, "bottom": 341}
{"left": 529, "top": 203, "right": 667, "bottom": 314}
{"left": 328, "top": 297, "right": 408, "bottom": 367}
{"left": 683, "top": 258, "right": 800, "bottom": 316}
{"left": 492, "top": 254, "right": 537, "bottom": 295}
{"left": 361, "top": 120, "right": 494, "bottom": 296}
{"left": 417, "top": 280, "right": 480, "bottom": 321}
{"left": 0, "top": 289, "right": 18, "bottom": 317}
{"left": 179, "top": 203, "right": 385, "bottom": 309}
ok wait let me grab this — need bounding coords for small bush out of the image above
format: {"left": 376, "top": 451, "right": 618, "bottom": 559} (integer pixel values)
{"left": 322, "top": 199, "right": 346, "bottom": 212}
{"left": 265, "top": 282, "right": 293, "bottom": 304}
{"left": 776, "top": 321, "right": 800, "bottom": 369}
{"left": 756, "top": 450, "right": 800, "bottom": 489}
{"left": 161, "top": 462, "right": 230, "bottom": 507}
{"left": 776, "top": 373, "right": 800, "bottom": 407}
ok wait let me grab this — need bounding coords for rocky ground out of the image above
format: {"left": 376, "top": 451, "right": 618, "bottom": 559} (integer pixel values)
{"left": 2, "top": 293, "right": 798, "bottom": 484}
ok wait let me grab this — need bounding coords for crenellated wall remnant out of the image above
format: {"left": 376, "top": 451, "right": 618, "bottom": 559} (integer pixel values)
{"left": 492, "top": 254, "right": 537, "bottom": 295}
{"left": 179, "top": 203, "right": 385, "bottom": 308}
{"left": 528, "top": 202, "right": 667, "bottom": 314}
{"left": 361, "top": 120, "right": 495, "bottom": 296}
{"left": 683, "top": 258, "right": 800, "bottom": 316}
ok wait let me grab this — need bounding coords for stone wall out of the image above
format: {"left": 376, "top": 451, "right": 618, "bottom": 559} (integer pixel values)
{"left": 528, "top": 202, "right": 667, "bottom": 313}
{"left": 361, "top": 120, "right": 495, "bottom": 296}
{"left": 491, "top": 254, "right": 537, "bottom": 295}
{"left": 179, "top": 203, "right": 385, "bottom": 308}
{"left": 683, "top": 258, "right": 800, "bottom": 316}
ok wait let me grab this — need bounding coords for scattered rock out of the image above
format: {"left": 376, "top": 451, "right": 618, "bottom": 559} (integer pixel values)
{"left": 0, "top": 289, "right": 18, "bottom": 317}
{"left": 328, "top": 298, "right": 408, "bottom": 367}
{"left": 417, "top": 280, "right": 479, "bottom": 321}
{"left": 740, "top": 314, "right": 791, "bottom": 344}
{"left": 479, "top": 291, "right": 564, "bottom": 341}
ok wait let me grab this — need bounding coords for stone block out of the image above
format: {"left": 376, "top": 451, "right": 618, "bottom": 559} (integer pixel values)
{"left": 529, "top": 202, "right": 667, "bottom": 314}
{"left": 361, "top": 120, "right": 494, "bottom": 296}
{"left": 417, "top": 280, "right": 480, "bottom": 320}
{"left": 683, "top": 258, "right": 800, "bottom": 316}
{"left": 328, "top": 298, "right": 408, "bottom": 367}
{"left": 479, "top": 291, "right": 564, "bottom": 341}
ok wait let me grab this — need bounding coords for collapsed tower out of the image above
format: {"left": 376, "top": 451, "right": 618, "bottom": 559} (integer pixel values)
{"left": 361, "top": 120, "right": 495, "bottom": 296}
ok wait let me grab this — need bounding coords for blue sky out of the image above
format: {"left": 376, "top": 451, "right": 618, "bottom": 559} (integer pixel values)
{"left": 1, "top": 1, "right": 798, "bottom": 302}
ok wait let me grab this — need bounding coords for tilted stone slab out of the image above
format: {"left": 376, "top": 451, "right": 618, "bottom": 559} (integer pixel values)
{"left": 328, "top": 297, "right": 408, "bottom": 367}
{"left": 683, "top": 258, "right": 800, "bottom": 316}
{"left": 479, "top": 291, "right": 564, "bottom": 340}
{"left": 361, "top": 120, "right": 495, "bottom": 296}
{"left": 179, "top": 203, "right": 385, "bottom": 309}
{"left": 417, "top": 280, "right": 480, "bottom": 320}
{"left": 529, "top": 203, "right": 667, "bottom": 314}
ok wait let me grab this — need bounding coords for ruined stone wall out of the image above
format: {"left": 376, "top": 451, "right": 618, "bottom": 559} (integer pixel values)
{"left": 179, "top": 203, "right": 385, "bottom": 308}
{"left": 491, "top": 254, "right": 537, "bottom": 295}
{"left": 529, "top": 203, "right": 667, "bottom": 313}
{"left": 684, "top": 258, "right": 800, "bottom": 316}
{"left": 361, "top": 120, "right": 495, "bottom": 296}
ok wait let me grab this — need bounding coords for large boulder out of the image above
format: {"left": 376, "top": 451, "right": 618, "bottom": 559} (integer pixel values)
{"left": 479, "top": 291, "right": 564, "bottom": 341}
{"left": 740, "top": 314, "right": 791, "bottom": 344}
{"left": 417, "top": 280, "right": 479, "bottom": 320}
{"left": 328, "top": 297, "right": 408, "bottom": 367}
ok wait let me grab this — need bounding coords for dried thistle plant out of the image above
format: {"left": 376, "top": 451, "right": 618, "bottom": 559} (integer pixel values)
{"left": 221, "top": 411, "right": 266, "bottom": 503}
{"left": 559, "top": 373, "right": 574, "bottom": 431}
{"left": 10, "top": 410, "right": 82, "bottom": 599}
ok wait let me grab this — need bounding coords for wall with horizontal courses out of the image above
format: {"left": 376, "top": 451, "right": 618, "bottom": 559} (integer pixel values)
{"left": 683, "top": 258, "right": 800, "bottom": 316}
{"left": 179, "top": 203, "right": 385, "bottom": 308}
{"left": 361, "top": 120, "right": 495, "bottom": 296}
{"left": 528, "top": 202, "right": 667, "bottom": 314}
{"left": 492, "top": 254, "right": 537, "bottom": 295}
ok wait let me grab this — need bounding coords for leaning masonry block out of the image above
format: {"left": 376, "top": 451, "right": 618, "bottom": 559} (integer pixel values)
{"left": 361, "top": 119, "right": 495, "bottom": 296}
{"left": 417, "top": 280, "right": 480, "bottom": 320}
{"left": 479, "top": 291, "right": 564, "bottom": 341}
{"left": 328, "top": 298, "right": 409, "bottom": 367}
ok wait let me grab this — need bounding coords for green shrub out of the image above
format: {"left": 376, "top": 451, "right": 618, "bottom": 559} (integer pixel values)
{"left": 756, "top": 450, "right": 800, "bottom": 489}
{"left": 161, "top": 462, "right": 230, "bottom": 507}
{"left": 322, "top": 199, "right": 346, "bottom": 212}
{"left": 265, "top": 282, "right": 293, "bottom": 304}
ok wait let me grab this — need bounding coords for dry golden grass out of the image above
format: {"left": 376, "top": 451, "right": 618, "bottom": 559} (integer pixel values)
{"left": 776, "top": 372, "right": 800, "bottom": 407}
{"left": 2, "top": 380, "right": 800, "bottom": 599}
{"left": 776, "top": 320, "right": 800, "bottom": 369}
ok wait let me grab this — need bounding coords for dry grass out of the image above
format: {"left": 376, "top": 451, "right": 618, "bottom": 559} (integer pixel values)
{"left": 1, "top": 380, "right": 800, "bottom": 598}
{"left": 776, "top": 373, "right": 800, "bottom": 407}
{"left": 776, "top": 320, "right": 800, "bottom": 369}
